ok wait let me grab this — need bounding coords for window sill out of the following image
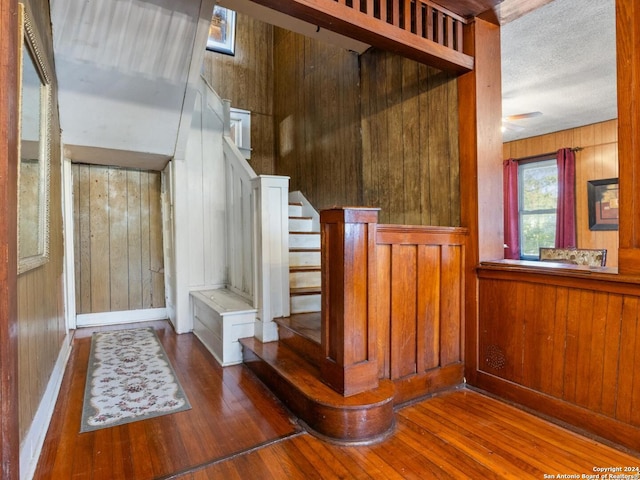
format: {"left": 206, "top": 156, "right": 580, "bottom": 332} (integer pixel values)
{"left": 479, "top": 258, "right": 617, "bottom": 275}
{"left": 475, "top": 259, "right": 640, "bottom": 295}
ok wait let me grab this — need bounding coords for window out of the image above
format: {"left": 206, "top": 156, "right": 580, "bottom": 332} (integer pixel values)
{"left": 518, "top": 158, "right": 557, "bottom": 259}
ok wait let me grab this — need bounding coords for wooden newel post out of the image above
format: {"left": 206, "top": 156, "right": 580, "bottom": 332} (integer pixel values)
{"left": 320, "top": 207, "right": 379, "bottom": 396}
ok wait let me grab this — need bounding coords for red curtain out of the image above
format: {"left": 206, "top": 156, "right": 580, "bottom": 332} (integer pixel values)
{"left": 503, "top": 158, "right": 520, "bottom": 259}
{"left": 556, "top": 148, "right": 576, "bottom": 248}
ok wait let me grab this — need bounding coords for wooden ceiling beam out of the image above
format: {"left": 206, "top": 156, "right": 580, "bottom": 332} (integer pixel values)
{"left": 492, "top": 0, "right": 554, "bottom": 25}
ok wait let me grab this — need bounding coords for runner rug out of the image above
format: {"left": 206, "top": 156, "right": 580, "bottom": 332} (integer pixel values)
{"left": 81, "top": 327, "right": 191, "bottom": 432}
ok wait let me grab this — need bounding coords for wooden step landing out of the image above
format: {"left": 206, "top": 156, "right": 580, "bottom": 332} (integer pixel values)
{"left": 276, "top": 313, "right": 322, "bottom": 364}
{"left": 240, "top": 337, "right": 395, "bottom": 444}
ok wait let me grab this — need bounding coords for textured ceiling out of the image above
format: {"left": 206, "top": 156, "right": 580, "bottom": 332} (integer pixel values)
{"left": 501, "top": 0, "right": 617, "bottom": 142}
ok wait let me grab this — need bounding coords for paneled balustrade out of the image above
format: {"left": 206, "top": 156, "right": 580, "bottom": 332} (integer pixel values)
{"left": 321, "top": 207, "right": 467, "bottom": 401}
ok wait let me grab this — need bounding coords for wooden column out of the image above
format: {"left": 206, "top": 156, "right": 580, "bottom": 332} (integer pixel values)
{"left": 616, "top": 0, "right": 640, "bottom": 275}
{"left": 0, "top": 0, "right": 20, "bottom": 478}
{"left": 457, "top": 17, "right": 502, "bottom": 384}
{"left": 320, "top": 207, "right": 379, "bottom": 396}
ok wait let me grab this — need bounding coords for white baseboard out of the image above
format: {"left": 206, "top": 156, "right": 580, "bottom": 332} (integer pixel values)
{"left": 20, "top": 334, "right": 72, "bottom": 480}
{"left": 76, "top": 308, "right": 168, "bottom": 327}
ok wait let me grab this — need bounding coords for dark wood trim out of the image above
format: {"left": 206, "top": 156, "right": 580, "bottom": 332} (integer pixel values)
{"left": 617, "top": 0, "right": 640, "bottom": 275}
{"left": 457, "top": 17, "right": 503, "bottom": 385}
{"left": 477, "top": 261, "right": 640, "bottom": 296}
{"left": 376, "top": 225, "right": 468, "bottom": 245}
{"left": 320, "top": 207, "right": 380, "bottom": 396}
{"left": 0, "top": 0, "right": 20, "bottom": 477}
{"left": 393, "top": 363, "right": 464, "bottom": 405}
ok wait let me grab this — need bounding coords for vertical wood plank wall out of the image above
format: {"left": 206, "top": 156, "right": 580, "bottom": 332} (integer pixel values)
{"left": 476, "top": 268, "right": 640, "bottom": 452}
{"left": 361, "top": 51, "right": 460, "bottom": 226}
{"left": 72, "top": 164, "right": 165, "bottom": 314}
{"left": 273, "top": 28, "right": 363, "bottom": 211}
{"left": 207, "top": 22, "right": 461, "bottom": 226}
{"left": 17, "top": 0, "right": 67, "bottom": 441}
{"left": 374, "top": 225, "right": 467, "bottom": 403}
{"left": 202, "top": 13, "right": 275, "bottom": 176}
{"left": 503, "top": 119, "right": 619, "bottom": 266}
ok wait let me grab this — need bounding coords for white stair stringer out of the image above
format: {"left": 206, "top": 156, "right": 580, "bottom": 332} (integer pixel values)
{"left": 288, "top": 195, "right": 321, "bottom": 314}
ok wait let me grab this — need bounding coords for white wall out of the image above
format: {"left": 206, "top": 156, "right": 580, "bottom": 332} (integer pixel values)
{"left": 170, "top": 80, "right": 228, "bottom": 332}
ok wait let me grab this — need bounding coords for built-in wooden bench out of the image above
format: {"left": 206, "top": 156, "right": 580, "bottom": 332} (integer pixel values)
{"left": 190, "top": 289, "right": 256, "bottom": 366}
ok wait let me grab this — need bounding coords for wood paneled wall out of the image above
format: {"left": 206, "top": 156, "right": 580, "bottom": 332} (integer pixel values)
{"left": 17, "top": 0, "right": 67, "bottom": 441}
{"left": 503, "top": 119, "right": 619, "bottom": 266}
{"left": 375, "top": 225, "right": 467, "bottom": 403}
{"left": 1, "top": 0, "right": 19, "bottom": 472}
{"left": 202, "top": 13, "right": 275, "bottom": 176}
{"left": 72, "top": 164, "right": 165, "bottom": 314}
{"left": 273, "top": 28, "right": 363, "bottom": 211}
{"left": 207, "top": 24, "right": 461, "bottom": 225}
{"left": 361, "top": 50, "right": 460, "bottom": 226}
{"left": 476, "top": 266, "right": 640, "bottom": 453}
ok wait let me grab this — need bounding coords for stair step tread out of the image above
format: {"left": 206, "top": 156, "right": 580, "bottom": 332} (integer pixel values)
{"left": 290, "top": 248, "right": 321, "bottom": 252}
{"left": 290, "top": 266, "right": 321, "bottom": 272}
{"left": 289, "top": 201, "right": 303, "bottom": 206}
{"left": 240, "top": 338, "right": 394, "bottom": 407}
{"left": 276, "top": 313, "right": 321, "bottom": 344}
{"left": 290, "top": 287, "right": 321, "bottom": 295}
{"left": 289, "top": 216, "right": 312, "bottom": 220}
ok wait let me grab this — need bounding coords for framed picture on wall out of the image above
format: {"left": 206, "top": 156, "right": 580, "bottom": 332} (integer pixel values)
{"left": 206, "top": 6, "right": 236, "bottom": 55}
{"left": 587, "top": 178, "right": 619, "bottom": 231}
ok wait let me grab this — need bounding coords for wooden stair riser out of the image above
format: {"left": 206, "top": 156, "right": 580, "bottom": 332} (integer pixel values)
{"left": 289, "top": 250, "right": 321, "bottom": 267}
{"left": 288, "top": 199, "right": 321, "bottom": 315}
{"left": 288, "top": 203, "right": 303, "bottom": 217}
{"left": 289, "top": 269, "right": 321, "bottom": 288}
{"left": 289, "top": 233, "right": 320, "bottom": 249}
{"left": 276, "top": 317, "right": 323, "bottom": 365}
{"left": 240, "top": 338, "right": 395, "bottom": 443}
{"left": 290, "top": 293, "right": 321, "bottom": 314}
{"left": 289, "top": 217, "right": 314, "bottom": 232}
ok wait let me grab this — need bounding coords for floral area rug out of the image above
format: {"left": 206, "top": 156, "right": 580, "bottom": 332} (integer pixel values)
{"left": 81, "top": 327, "right": 191, "bottom": 432}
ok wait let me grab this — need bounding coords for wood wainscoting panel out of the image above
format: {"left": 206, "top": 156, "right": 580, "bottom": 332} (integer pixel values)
{"left": 375, "top": 226, "right": 467, "bottom": 404}
{"left": 72, "top": 164, "right": 165, "bottom": 314}
{"left": 476, "top": 265, "right": 640, "bottom": 452}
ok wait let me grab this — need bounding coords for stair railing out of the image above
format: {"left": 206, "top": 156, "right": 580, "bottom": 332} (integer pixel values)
{"left": 250, "top": 0, "right": 472, "bottom": 73}
{"left": 221, "top": 99, "right": 290, "bottom": 342}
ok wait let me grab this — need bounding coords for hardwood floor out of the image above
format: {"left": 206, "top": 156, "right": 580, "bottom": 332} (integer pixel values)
{"left": 35, "top": 321, "right": 639, "bottom": 479}
{"left": 34, "top": 321, "right": 300, "bottom": 479}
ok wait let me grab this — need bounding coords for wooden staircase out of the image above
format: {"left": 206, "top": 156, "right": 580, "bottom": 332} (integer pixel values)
{"left": 240, "top": 319, "right": 395, "bottom": 444}
{"left": 241, "top": 203, "right": 395, "bottom": 444}
{"left": 287, "top": 202, "right": 321, "bottom": 314}
{"left": 241, "top": 206, "right": 469, "bottom": 444}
